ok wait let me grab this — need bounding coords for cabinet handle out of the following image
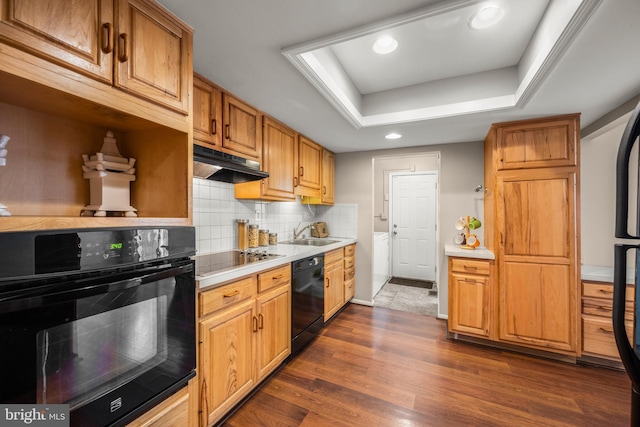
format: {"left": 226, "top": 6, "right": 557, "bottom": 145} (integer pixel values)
{"left": 323, "top": 185, "right": 327, "bottom": 195}
{"left": 118, "top": 33, "right": 128, "bottom": 62}
{"left": 599, "top": 327, "right": 614, "bottom": 334}
{"left": 300, "top": 166, "right": 304, "bottom": 176}
{"left": 212, "top": 119, "right": 217, "bottom": 135}
{"left": 463, "top": 265, "right": 477, "bottom": 270}
{"left": 461, "top": 278, "right": 478, "bottom": 283}
{"left": 252, "top": 316, "right": 258, "bottom": 332}
{"left": 598, "top": 288, "right": 614, "bottom": 294}
{"left": 597, "top": 305, "right": 612, "bottom": 312}
{"left": 225, "top": 124, "right": 230, "bottom": 139}
{"left": 223, "top": 290, "right": 240, "bottom": 298}
{"left": 272, "top": 274, "right": 283, "bottom": 280}
{"left": 101, "top": 23, "right": 113, "bottom": 54}
{"left": 258, "top": 313, "right": 264, "bottom": 330}
{"left": 326, "top": 278, "right": 330, "bottom": 288}
{"left": 293, "top": 176, "right": 298, "bottom": 187}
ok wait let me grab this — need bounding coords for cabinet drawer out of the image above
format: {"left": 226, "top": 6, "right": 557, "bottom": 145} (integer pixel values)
{"left": 199, "top": 277, "right": 255, "bottom": 317}
{"left": 344, "top": 244, "right": 355, "bottom": 257}
{"left": 582, "top": 281, "right": 633, "bottom": 302}
{"left": 325, "top": 248, "right": 343, "bottom": 265}
{"left": 344, "top": 255, "right": 355, "bottom": 270}
{"left": 258, "top": 264, "right": 291, "bottom": 293}
{"left": 344, "top": 267, "right": 355, "bottom": 282}
{"left": 344, "top": 278, "right": 355, "bottom": 301}
{"left": 450, "top": 258, "right": 490, "bottom": 276}
{"left": 582, "top": 297, "right": 633, "bottom": 322}
{"left": 582, "top": 316, "right": 633, "bottom": 359}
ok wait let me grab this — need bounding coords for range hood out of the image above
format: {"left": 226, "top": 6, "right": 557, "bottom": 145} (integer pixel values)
{"left": 193, "top": 144, "right": 268, "bottom": 183}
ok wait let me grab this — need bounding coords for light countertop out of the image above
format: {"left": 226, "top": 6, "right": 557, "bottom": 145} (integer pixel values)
{"left": 444, "top": 244, "right": 495, "bottom": 260}
{"left": 195, "top": 237, "right": 357, "bottom": 290}
{"left": 581, "top": 264, "right": 635, "bottom": 285}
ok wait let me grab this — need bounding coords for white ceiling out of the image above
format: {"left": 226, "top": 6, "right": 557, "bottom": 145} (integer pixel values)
{"left": 158, "top": 0, "right": 640, "bottom": 153}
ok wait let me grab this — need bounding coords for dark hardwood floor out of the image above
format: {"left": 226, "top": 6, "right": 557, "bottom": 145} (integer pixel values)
{"left": 223, "top": 303, "right": 631, "bottom": 426}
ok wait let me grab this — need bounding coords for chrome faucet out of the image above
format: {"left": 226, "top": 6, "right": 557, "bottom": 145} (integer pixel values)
{"left": 293, "top": 222, "right": 315, "bottom": 240}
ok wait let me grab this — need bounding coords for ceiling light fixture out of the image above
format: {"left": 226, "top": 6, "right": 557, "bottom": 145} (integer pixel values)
{"left": 468, "top": 6, "right": 505, "bottom": 30}
{"left": 385, "top": 132, "right": 402, "bottom": 140}
{"left": 373, "top": 35, "right": 398, "bottom": 54}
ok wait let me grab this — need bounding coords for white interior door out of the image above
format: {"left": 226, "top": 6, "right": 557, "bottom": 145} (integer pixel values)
{"left": 390, "top": 173, "right": 437, "bottom": 281}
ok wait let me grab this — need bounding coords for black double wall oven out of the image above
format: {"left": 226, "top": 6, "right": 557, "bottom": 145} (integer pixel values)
{"left": 0, "top": 226, "right": 196, "bottom": 427}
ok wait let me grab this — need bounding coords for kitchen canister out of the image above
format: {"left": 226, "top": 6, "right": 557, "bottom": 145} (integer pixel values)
{"left": 269, "top": 233, "right": 277, "bottom": 245}
{"left": 248, "top": 225, "right": 259, "bottom": 248}
{"left": 259, "top": 229, "right": 269, "bottom": 246}
{"left": 236, "top": 219, "right": 249, "bottom": 251}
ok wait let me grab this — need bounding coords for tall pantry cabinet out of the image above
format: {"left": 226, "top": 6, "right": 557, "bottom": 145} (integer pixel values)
{"left": 484, "top": 114, "right": 580, "bottom": 356}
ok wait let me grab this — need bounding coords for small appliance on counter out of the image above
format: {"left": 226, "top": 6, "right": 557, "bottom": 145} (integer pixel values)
{"left": 0, "top": 134, "right": 10, "bottom": 216}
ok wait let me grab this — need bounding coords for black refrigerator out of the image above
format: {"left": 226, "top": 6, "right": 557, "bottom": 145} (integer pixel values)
{"left": 614, "top": 99, "right": 640, "bottom": 426}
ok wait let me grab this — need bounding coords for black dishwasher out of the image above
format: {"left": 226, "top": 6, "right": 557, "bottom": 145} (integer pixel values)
{"left": 291, "top": 255, "right": 324, "bottom": 356}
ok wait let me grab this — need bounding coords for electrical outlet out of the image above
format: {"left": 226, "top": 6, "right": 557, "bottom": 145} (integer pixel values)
{"left": 255, "top": 210, "right": 260, "bottom": 222}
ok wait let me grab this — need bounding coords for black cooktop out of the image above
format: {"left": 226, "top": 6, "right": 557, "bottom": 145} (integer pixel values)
{"left": 194, "top": 250, "right": 284, "bottom": 276}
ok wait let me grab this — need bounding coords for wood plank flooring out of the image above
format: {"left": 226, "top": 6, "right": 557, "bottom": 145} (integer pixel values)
{"left": 222, "top": 304, "right": 632, "bottom": 427}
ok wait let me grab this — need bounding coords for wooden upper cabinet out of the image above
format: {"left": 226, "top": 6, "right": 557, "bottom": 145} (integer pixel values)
{"left": 0, "top": 0, "right": 192, "bottom": 114}
{"left": 321, "top": 148, "right": 335, "bottom": 205}
{"left": 296, "top": 135, "right": 322, "bottom": 197}
{"left": 193, "top": 74, "right": 222, "bottom": 147}
{"left": 223, "top": 93, "right": 261, "bottom": 160}
{"left": 115, "top": 0, "right": 191, "bottom": 114}
{"left": 495, "top": 115, "right": 578, "bottom": 170}
{"left": 260, "top": 116, "right": 297, "bottom": 200}
{"left": 0, "top": 0, "right": 114, "bottom": 82}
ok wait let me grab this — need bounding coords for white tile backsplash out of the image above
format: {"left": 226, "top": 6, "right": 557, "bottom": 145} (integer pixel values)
{"left": 193, "top": 178, "right": 357, "bottom": 255}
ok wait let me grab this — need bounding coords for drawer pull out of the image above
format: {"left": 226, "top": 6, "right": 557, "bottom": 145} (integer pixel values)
{"left": 258, "top": 313, "right": 264, "bottom": 330}
{"left": 463, "top": 265, "right": 477, "bottom": 270}
{"left": 223, "top": 290, "right": 240, "bottom": 298}
{"left": 597, "top": 306, "right": 612, "bottom": 312}
{"left": 462, "top": 278, "right": 478, "bottom": 283}
{"left": 598, "top": 288, "right": 614, "bottom": 294}
{"left": 252, "top": 316, "right": 258, "bottom": 333}
{"left": 599, "top": 327, "right": 614, "bottom": 334}
{"left": 272, "top": 274, "right": 283, "bottom": 280}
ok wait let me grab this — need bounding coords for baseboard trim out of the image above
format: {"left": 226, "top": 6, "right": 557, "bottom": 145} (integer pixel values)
{"left": 350, "top": 298, "right": 373, "bottom": 306}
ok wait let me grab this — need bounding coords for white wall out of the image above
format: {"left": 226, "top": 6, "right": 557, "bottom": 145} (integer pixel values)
{"left": 335, "top": 141, "right": 484, "bottom": 317}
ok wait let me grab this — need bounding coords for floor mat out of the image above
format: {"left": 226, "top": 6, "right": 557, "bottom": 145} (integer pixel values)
{"left": 373, "top": 282, "right": 438, "bottom": 316}
{"left": 388, "top": 276, "right": 433, "bottom": 289}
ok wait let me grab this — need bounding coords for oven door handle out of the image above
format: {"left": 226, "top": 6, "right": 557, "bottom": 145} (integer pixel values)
{"left": 0, "top": 262, "right": 194, "bottom": 313}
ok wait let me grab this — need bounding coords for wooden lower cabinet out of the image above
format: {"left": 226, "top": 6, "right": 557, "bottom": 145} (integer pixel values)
{"left": 448, "top": 257, "right": 492, "bottom": 338}
{"left": 198, "top": 266, "right": 291, "bottom": 426}
{"left": 581, "top": 280, "right": 634, "bottom": 362}
{"left": 324, "top": 248, "right": 344, "bottom": 321}
{"left": 344, "top": 244, "right": 356, "bottom": 302}
{"left": 126, "top": 379, "right": 197, "bottom": 427}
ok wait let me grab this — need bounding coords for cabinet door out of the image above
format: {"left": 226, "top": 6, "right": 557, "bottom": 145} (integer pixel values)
{"left": 199, "top": 299, "right": 255, "bottom": 426}
{"left": 126, "top": 384, "right": 190, "bottom": 427}
{"left": 115, "top": 0, "right": 191, "bottom": 114}
{"left": 222, "top": 93, "right": 261, "bottom": 160}
{"left": 256, "top": 284, "right": 291, "bottom": 380}
{"left": 260, "top": 116, "right": 297, "bottom": 200}
{"left": 497, "top": 116, "right": 578, "bottom": 170}
{"left": 296, "top": 136, "right": 322, "bottom": 197}
{"left": 324, "top": 260, "right": 344, "bottom": 321}
{"left": 497, "top": 169, "right": 577, "bottom": 352}
{"left": 0, "top": 0, "right": 114, "bottom": 82}
{"left": 193, "top": 75, "right": 222, "bottom": 147}
{"left": 321, "top": 148, "right": 335, "bottom": 205}
{"left": 449, "top": 272, "right": 490, "bottom": 337}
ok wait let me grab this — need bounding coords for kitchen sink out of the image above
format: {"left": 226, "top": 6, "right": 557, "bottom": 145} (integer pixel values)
{"left": 279, "top": 239, "right": 339, "bottom": 246}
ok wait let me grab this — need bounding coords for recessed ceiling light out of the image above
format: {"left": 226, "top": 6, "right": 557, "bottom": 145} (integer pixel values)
{"left": 373, "top": 35, "right": 398, "bottom": 54}
{"left": 468, "top": 6, "right": 505, "bottom": 30}
{"left": 385, "top": 132, "right": 402, "bottom": 140}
